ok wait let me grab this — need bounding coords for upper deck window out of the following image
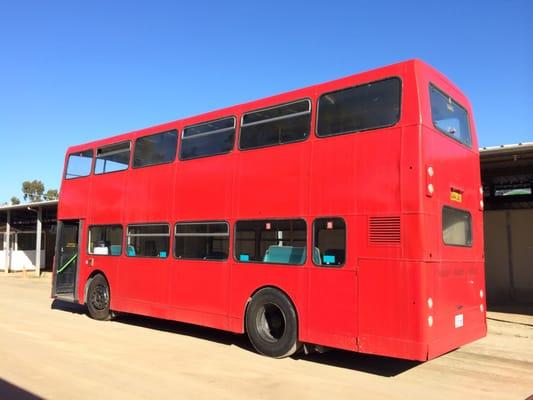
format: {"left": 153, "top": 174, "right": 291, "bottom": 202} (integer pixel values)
{"left": 180, "top": 117, "right": 235, "bottom": 160}
{"left": 317, "top": 78, "right": 401, "bottom": 137}
{"left": 94, "top": 142, "right": 130, "bottom": 174}
{"left": 429, "top": 85, "right": 472, "bottom": 147}
{"left": 239, "top": 100, "right": 311, "bottom": 150}
{"left": 65, "top": 149, "right": 93, "bottom": 179}
{"left": 133, "top": 130, "right": 178, "bottom": 168}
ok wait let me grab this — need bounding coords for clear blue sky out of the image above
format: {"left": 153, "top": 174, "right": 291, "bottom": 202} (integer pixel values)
{"left": 0, "top": 0, "right": 531, "bottom": 202}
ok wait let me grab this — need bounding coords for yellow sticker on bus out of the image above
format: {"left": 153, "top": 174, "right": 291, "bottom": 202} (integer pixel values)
{"left": 450, "top": 191, "right": 463, "bottom": 203}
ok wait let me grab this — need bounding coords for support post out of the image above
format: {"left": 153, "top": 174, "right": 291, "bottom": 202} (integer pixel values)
{"left": 35, "top": 207, "right": 42, "bottom": 277}
{"left": 4, "top": 210, "right": 10, "bottom": 275}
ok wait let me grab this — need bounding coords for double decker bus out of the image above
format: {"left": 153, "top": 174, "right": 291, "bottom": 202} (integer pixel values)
{"left": 52, "top": 60, "right": 486, "bottom": 361}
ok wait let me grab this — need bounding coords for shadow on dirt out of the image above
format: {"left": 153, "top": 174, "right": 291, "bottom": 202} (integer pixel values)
{"left": 51, "top": 299, "right": 419, "bottom": 376}
{"left": 0, "top": 378, "right": 44, "bottom": 400}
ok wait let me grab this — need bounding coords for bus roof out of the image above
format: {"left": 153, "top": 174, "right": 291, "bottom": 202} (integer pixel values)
{"left": 66, "top": 59, "right": 458, "bottom": 153}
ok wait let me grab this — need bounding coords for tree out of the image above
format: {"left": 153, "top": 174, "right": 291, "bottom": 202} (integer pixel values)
{"left": 10, "top": 196, "right": 20, "bottom": 205}
{"left": 22, "top": 180, "right": 45, "bottom": 202}
{"left": 44, "top": 189, "right": 59, "bottom": 200}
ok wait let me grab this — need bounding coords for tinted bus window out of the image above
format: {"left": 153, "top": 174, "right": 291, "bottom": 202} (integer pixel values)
{"left": 430, "top": 85, "right": 472, "bottom": 147}
{"left": 65, "top": 149, "right": 93, "bottom": 179}
{"left": 127, "top": 224, "right": 170, "bottom": 257}
{"left": 317, "top": 78, "right": 401, "bottom": 137}
{"left": 240, "top": 100, "right": 311, "bottom": 150}
{"left": 94, "top": 142, "right": 130, "bottom": 174}
{"left": 175, "top": 222, "right": 229, "bottom": 260}
{"left": 88, "top": 225, "right": 123, "bottom": 255}
{"left": 313, "top": 218, "right": 346, "bottom": 266}
{"left": 235, "top": 219, "right": 306, "bottom": 265}
{"left": 180, "top": 117, "right": 235, "bottom": 160}
{"left": 442, "top": 207, "right": 472, "bottom": 246}
{"left": 133, "top": 130, "right": 178, "bottom": 168}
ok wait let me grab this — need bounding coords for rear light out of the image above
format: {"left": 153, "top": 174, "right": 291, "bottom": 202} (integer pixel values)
{"left": 479, "top": 186, "right": 484, "bottom": 210}
{"left": 427, "top": 297, "right": 433, "bottom": 309}
{"left": 480, "top": 289, "right": 484, "bottom": 298}
{"left": 428, "top": 315, "right": 434, "bottom": 327}
{"left": 426, "top": 166, "right": 434, "bottom": 197}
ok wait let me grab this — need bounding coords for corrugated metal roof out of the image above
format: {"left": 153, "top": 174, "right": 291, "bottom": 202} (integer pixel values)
{"left": 0, "top": 199, "right": 59, "bottom": 211}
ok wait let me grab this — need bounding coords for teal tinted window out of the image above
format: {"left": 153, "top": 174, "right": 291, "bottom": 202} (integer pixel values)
{"left": 235, "top": 219, "right": 306, "bottom": 265}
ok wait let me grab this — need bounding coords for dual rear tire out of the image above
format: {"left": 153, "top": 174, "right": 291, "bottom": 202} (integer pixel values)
{"left": 245, "top": 288, "right": 301, "bottom": 358}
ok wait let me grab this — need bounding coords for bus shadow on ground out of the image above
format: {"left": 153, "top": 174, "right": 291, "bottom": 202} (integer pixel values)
{"left": 51, "top": 299, "right": 419, "bottom": 377}
{"left": 0, "top": 378, "right": 44, "bottom": 400}
{"left": 488, "top": 304, "right": 533, "bottom": 317}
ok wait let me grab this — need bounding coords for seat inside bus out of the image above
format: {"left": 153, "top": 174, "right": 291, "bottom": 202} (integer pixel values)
{"left": 263, "top": 245, "right": 306, "bottom": 264}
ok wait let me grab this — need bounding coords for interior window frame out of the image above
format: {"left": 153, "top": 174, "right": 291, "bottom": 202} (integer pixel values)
{"left": 173, "top": 221, "right": 230, "bottom": 261}
{"left": 238, "top": 98, "right": 312, "bottom": 151}
{"left": 126, "top": 223, "right": 171, "bottom": 258}
{"left": 179, "top": 117, "right": 236, "bottom": 161}
{"left": 94, "top": 141, "right": 131, "bottom": 175}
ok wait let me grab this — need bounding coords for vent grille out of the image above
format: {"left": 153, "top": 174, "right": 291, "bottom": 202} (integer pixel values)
{"left": 369, "top": 216, "right": 401, "bottom": 244}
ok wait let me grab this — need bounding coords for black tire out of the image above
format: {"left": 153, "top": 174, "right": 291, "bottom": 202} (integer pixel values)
{"left": 245, "top": 287, "right": 301, "bottom": 358}
{"left": 86, "top": 274, "right": 113, "bottom": 321}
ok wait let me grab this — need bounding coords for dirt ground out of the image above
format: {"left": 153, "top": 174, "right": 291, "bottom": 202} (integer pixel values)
{"left": 0, "top": 275, "right": 532, "bottom": 400}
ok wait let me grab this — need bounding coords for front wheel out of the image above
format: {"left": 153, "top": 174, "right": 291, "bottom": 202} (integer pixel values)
{"left": 245, "top": 288, "right": 301, "bottom": 358}
{"left": 86, "top": 274, "right": 113, "bottom": 321}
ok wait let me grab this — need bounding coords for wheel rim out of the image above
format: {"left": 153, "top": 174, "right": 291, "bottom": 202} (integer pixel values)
{"left": 255, "top": 303, "right": 286, "bottom": 343}
{"left": 90, "top": 283, "right": 109, "bottom": 311}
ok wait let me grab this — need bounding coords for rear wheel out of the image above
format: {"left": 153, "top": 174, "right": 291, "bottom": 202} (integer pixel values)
{"left": 245, "top": 288, "right": 301, "bottom": 358}
{"left": 86, "top": 274, "right": 112, "bottom": 321}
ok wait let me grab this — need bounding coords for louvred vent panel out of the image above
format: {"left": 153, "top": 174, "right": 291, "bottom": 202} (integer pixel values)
{"left": 369, "top": 216, "right": 401, "bottom": 244}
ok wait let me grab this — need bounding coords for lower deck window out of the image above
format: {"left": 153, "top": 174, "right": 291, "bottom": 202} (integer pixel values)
{"left": 127, "top": 224, "right": 170, "bottom": 257}
{"left": 442, "top": 207, "right": 472, "bottom": 246}
{"left": 235, "top": 219, "right": 306, "bottom": 265}
{"left": 88, "top": 225, "right": 123, "bottom": 256}
{"left": 175, "top": 222, "right": 229, "bottom": 260}
{"left": 313, "top": 218, "right": 346, "bottom": 266}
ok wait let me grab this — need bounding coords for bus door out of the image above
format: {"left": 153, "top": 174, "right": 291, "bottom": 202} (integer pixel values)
{"left": 52, "top": 220, "right": 82, "bottom": 300}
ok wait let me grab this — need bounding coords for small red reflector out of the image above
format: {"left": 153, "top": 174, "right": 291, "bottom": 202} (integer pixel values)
{"left": 327, "top": 221, "right": 333, "bottom": 229}
{"left": 265, "top": 222, "right": 271, "bottom": 230}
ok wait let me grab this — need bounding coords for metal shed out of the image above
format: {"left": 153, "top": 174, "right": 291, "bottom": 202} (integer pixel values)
{"left": 0, "top": 200, "right": 58, "bottom": 276}
{"left": 481, "top": 142, "right": 533, "bottom": 304}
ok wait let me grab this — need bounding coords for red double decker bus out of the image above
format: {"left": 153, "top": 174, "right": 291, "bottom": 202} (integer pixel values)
{"left": 52, "top": 60, "right": 486, "bottom": 360}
